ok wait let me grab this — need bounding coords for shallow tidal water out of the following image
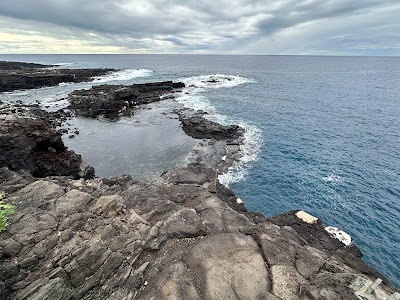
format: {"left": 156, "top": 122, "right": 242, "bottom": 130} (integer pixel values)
{"left": 62, "top": 100, "right": 196, "bottom": 180}
{"left": 0, "top": 54, "right": 399, "bottom": 286}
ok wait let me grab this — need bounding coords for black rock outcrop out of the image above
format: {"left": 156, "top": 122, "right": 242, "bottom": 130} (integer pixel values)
{"left": 68, "top": 81, "right": 185, "bottom": 117}
{"left": 0, "top": 103, "right": 94, "bottom": 179}
{"left": 179, "top": 113, "right": 245, "bottom": 141}
{"left": 0, "top": 61, "right": 115, "bottom": 92}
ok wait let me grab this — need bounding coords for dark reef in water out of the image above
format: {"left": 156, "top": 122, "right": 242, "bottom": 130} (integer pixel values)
{"left": 0, "top": 61, "right": 115, "bottom": 93}
{"left": 68, "top": 81, "right": 185, "bottom": 117}
{"left": 0, "top": 63, "right": 398, "bottom": 300}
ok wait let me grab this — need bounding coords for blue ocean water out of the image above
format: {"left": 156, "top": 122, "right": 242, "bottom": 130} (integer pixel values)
{"left": 0, "top": 54, "right": 399, "bottom": 286}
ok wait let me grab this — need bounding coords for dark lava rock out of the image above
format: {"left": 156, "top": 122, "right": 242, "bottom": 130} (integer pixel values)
{"left": 0, "top": 61, "right": 50, "bottom": 70}
{"left": 0, "top": 61, "right": 115, "bottom": 93}
{"left": 68, "top": 81, "right": 185, "bottom": 117}
{"left": 268, "top": 210, "right": 355, "bottom": 253}
{"left": 179, "top": 114, "right": 245, "bottom": 141}
{"left": 0, "top": 104, "right": 94, "bottom": 179}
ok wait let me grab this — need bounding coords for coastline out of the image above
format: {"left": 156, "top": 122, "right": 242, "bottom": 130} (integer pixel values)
{"left": 0, "top": 62, "right": 398, "bottom": 299}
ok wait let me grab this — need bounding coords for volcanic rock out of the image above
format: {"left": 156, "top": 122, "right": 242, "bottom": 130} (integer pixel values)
{"left": 0, "top": 165, "right": 398, "bottom": 300}
{"left": 68, "top": 81, "right": 185, "bottom": 117}
{"left": 178, "top": 113, "right": 245, "bottom": 141}
{"left": 0, "top": 70, "right": 398, "bottom": 300}
{"left": 0, "top": 61, "right": 115, "bottom": 92}
{"left": 0, "top": 103, "right": 94, "bottom": 179}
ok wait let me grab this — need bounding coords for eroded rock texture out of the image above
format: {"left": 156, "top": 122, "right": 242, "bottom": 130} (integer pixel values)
{"left": 0, "top": 103, "right": 94, "bottom": 179}
{"left": 1, "top": 165, "right": 397, "bottom": 300}
{"left": 179, "top": 113, "right": 245, "bottom": 141}
{"left": 68, "top": 81, "right": 185, "bottom": 117}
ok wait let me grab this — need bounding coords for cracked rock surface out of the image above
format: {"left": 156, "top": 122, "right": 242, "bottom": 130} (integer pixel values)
{"left": 0, "top": 103, "right": 94, "bottom": 179}
{"left": 1, "top": 164, "right": 398, "bottom": 300}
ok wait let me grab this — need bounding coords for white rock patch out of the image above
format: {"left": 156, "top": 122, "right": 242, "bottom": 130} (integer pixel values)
{"left": 295, "top": 211, "right": 318, "bottom": 224}
{"left": 325, "top": 226, "right": 352, "bottom": 246}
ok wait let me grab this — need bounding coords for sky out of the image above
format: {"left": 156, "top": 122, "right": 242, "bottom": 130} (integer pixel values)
{"left": 0, "top": 0, "right": 399, "bottom": 55}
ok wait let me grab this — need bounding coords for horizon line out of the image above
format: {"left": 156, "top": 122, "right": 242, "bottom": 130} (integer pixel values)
{"left": 1, "top": 53, "right": 399, "bottom": 58}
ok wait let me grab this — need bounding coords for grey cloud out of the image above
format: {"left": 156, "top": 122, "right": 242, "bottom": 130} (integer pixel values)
{"left": 0, "top": 0, "right": 399, "bottom": 54}
{"left": 255, "top": 0, "right": 395, "bottom": 35}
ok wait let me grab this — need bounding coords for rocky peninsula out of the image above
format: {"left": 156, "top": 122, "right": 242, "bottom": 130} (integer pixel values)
{"left": 0, "top": 61, "right": 115, "bottom": 93}
{"left": 0, "top": 64, "right": 398, "bottom": 300}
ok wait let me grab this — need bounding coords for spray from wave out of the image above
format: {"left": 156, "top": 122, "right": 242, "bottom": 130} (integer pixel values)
{"left": 92, "top": 69, "right": 153, "bottom": 83}
{"left": 175, "top": 74, "right": 262, "bottom": 186}
{"left": 218, "top": 121, "right": 262, "bottom": 186}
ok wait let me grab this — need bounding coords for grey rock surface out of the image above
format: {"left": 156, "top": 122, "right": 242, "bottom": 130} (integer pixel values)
{"left": 1, "top": 166, "right": 398, "bottom": 299}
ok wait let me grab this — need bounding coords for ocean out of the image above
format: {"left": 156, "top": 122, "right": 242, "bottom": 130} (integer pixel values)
{"left": 0, "top": 54, "right": 399, "bottom": 287}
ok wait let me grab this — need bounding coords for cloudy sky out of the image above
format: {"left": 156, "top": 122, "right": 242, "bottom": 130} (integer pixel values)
{"left": 0, "top": 0, "right": 399, "bottom": 55}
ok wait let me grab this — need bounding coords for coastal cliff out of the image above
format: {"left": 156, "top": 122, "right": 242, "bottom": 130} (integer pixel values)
{"left": 0, "top": 63, "right": 398, "bottom": 300}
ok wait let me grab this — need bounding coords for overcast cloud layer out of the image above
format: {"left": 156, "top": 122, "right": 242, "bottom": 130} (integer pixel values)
{"left": 0, "top": 0, "right": 399, "bottom": 55}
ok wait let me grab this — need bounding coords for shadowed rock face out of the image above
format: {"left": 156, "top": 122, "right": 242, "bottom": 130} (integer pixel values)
{"left": 0, "top": 61, "right": 115, "bottom": 92}
{"left": 68, "top": 81, "right": 185, "bottom": 117}
{"left": 0, "top": 103, "right": 94, "bottom": 179}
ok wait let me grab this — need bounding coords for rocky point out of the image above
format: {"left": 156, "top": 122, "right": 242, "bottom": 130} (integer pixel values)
{"left": 0, "top": 65, "right": 398, "bottom": 300}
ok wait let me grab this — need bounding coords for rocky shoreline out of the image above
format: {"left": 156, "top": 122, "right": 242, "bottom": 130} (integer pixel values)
{"left": 0, "top": 64, "right": 398, "bottom": 300}
{"left": 0, "top": 61, "right": 115, "bottom": 93}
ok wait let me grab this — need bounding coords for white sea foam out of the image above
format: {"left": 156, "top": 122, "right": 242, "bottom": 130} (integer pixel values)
{"left": 322, "top": 174, "right": 342, "bottom": 184}
{"left": 3, "top": 90, "right": 29, "bottom": 96}
{"left": 92, "top": 68, "right": 153, "bottom": 83}
{"left": 40, "top": 91, "right": 71, "bottom": 111}
{"left": 182, "top": 74, "right": 254, "bottom": 91}
{"left": 53, "top": 63, "right": 76, "bottom": 68}
{"left": 176, "top": 74, "right": 261, "bottom": 187}
{"left": 176, "top": 74, "right": 255, "bottom": 114}
{"left": 218, "top": 121, "right": 262, "bottom": 186}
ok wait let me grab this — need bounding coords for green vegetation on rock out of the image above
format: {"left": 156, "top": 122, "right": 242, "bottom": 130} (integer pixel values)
{"left": 0, "top": 193, "right": 14, "bottom": 231}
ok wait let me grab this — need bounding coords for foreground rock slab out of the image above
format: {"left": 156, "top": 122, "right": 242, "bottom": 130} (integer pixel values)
{"left": 0, "top": 165, "right": 398, "bottom": 300}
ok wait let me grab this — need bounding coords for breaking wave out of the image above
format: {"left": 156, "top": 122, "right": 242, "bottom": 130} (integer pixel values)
{"left": 92, "top": 69, "right": 153, "bottom": 83}
{"left": 322, "top": 174, "right": 342, "bottom": 184}
{"left": 175, "top": 74, "right": 262, "bottom": 186}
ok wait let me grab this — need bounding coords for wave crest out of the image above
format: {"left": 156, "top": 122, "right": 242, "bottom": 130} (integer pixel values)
{"left": 92, "top": 69, "right": 153, "bottom": 83}
{"left": 176, "top": 74, "right": 261, "bottom": 187}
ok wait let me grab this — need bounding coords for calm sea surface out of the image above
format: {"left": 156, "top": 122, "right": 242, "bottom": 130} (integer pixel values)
{"left": 1, "top": 54, "right": 399, "bottom": 286}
